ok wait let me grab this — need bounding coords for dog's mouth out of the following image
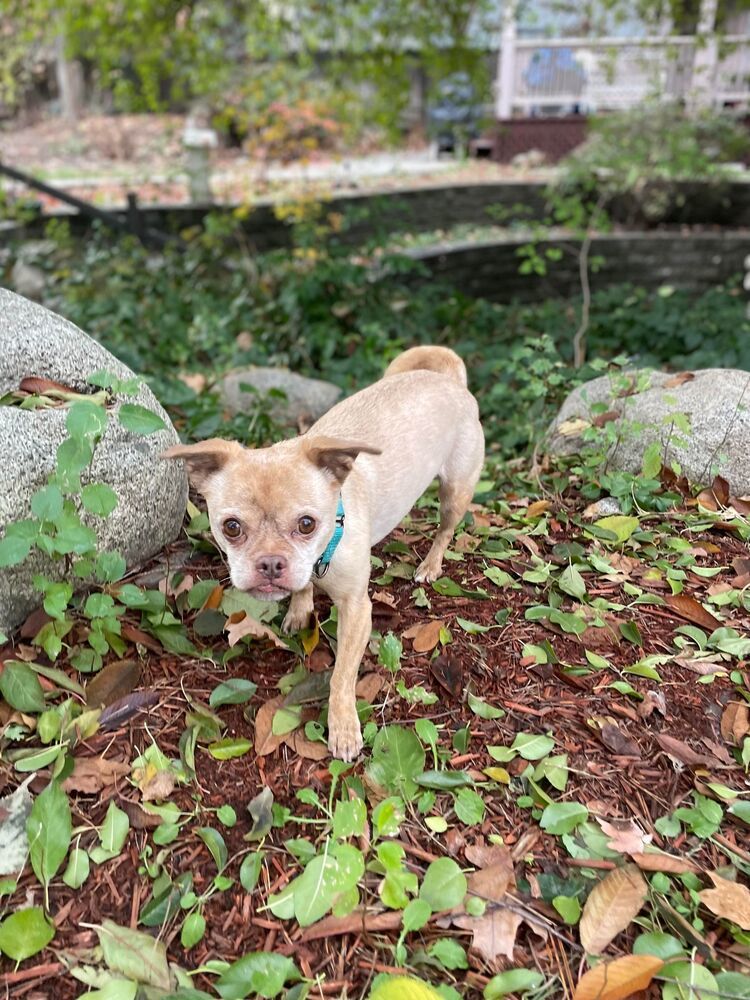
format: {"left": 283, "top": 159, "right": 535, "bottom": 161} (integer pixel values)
{"left": 249, "top": 584, "right": 291, "bottom": 600}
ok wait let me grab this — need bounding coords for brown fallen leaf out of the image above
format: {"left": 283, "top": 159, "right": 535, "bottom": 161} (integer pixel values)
{"left": 637, "top": 690, "right": 666, "bottom": 720}
{"left": 62, "top": 756, "right": 130, "bottom": 794}
{"left": 120, "top": 622, "right": 163, "bottom": 653}
{"left": 403, "top": 619, "right": 445, "bottom": 653}
{"left": 159, "top": 573, "right": 194, "bottom": 599}
{"left": 140, "top": 770, "right": 176, "bottom": 803}
{"left": 356, "top": 673, "right": 385, "bottom": 703}
{"left": 656, "top": 734, "right": 721, "bottom": 769}
{"left": 573, "top": 954, "right": 663, "bottom": 1000}
{"left": 663, "top": 372, "right": 695, "bottom": 388}
{"left": 283, "top": 729, "right": 329, "bottom": 761}
{"left": 19, "top": 375, "right": 78, "bottom": 396}
{"left": 526, "top": 499, "right": 551, "bottom": 517}
{"left": 721, "top": 701, "right": 750, "bottom": 746}
{"left": 699, "top": 871, "right": 750, "bottom": 930}
{"left": 99, "top": 691, "right": 159, "bottom": 730}
{"left": 85, "top": 659, "right": 141, "bottom": 708}
{"left": 430, "top": 652, "right": 463, "bottom": 698}
{"left": 371, "top": 589, "right": 397, "bottom": 608}
{"left": 454, "top": 908, "right": 523, "bottom": 963}
{"left": 119, "top": 799, "right": 162, "bottom": 830}
{"left": 664, "top": 594, "right": 723, "bottom": 631}
{"left": 597, "top": 818, "right": 650, "bottom": 855}
{"left": 600, "top": 723, "right": 641, "bottom": 758}
{"left": 226, "top": 612, "right": 286, "bottom": 648}
{"left": 579, "top": 863, "right": 648, "bottom": 954}
{"left": 629, "top": 851, "right": 699, "bottom": 874}
{"left": 254, "top": 695, "right": 286, "bottom": 756}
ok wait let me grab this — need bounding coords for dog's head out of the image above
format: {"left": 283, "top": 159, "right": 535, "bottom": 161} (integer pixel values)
{"left": 162, "top": 436, "right": 380, "bottom": 599}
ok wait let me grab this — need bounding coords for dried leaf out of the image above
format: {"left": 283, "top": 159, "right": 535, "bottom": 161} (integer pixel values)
{"left": 663, "top": 372, "right": 695, "bottom": 388}
{"left": 100, "top": 691, "right": 159, "bottom": 730}
{"left": 371, "top": 590, "right": 397, "bottom": 608}
{"left": 85, "top": 659, "right": 141, "bottom": 708}
{"left": 664, "top": 594, "right": 722, "bottom": 631}
{"left": 453, "top": 908, "right": 522, "bottom": 963}
{"left": 140, "top": 770, "right": 176, "bottom": 802}
{"left": 429, "top": 652, "right": 462, "bottom": 698}
{"left": 573, "top": 954, "right": 663, "bottom": 1000}
{"left": 629, "top": 851, "right": 699, "bottom": 874}
{"left": 254, "top": 695, "right": 286, "bottom": 756}
{"left": 20, "top": 375, "right": 77, "bottom": 395}
{"left": 120, "top": 800, "right": 162, "bottom": 830}
{"left": 557, "top": 418, "right": 590, "bottom": 437}
{"left": 637, "top": 690, "right": 666, "bottom": 719}
{"left": 597, "top": 818, "right": 650, "bottom": 855}
{"left": 299, "top": 909, "right": 402, "bottom": 941}
{"left": 721, "top": 701, "right": 750, "bottom": 746}
{"left": 579, "top": 864, "right": 648, "bottom": 954}
{"left": 656, "top": 734, "right": 720, "bottom": 769}
{"left": 600, "top": 723, "right": 641, "bottom": 758}
{"left": 403, "top": 619, "right": 445, "bottom": 653}
{"left": 527, "top": 499, "right": 551, "bottom": 517}
{"left": 0, "top": 776, "right": 33, "bottom": 875}
{"left": 226, "top": 612, "right": 286, "bottom": 649}
{"left": 699, "top": 872, "right": 750, "bottom": 929}
{"left": 356, "top": 673, "right": 385, "bottom": 702}
{"left": 283, "top": 730, "right": 329, "bottom": 761}
{"left": 62, "top": 757, "right": 130, "bottom": 794}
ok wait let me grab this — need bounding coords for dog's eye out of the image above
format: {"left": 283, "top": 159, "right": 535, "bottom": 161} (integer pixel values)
{"left": 223, "top": 518, "right": 243, "bottom": 540}
{"left": 297, "top": 516, "right": 316, "bottom": 535}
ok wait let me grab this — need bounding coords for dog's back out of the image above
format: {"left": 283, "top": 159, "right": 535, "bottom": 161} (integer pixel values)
{"left": 383, "top": 345, "right": 468, "bottom": 387}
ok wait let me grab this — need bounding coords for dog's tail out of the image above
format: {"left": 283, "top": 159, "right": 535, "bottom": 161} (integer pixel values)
{"left": 383, "top": 345, "right": 467, "bottom": 387}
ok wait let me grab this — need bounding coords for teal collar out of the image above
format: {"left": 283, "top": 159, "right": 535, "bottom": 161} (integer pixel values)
{"left": 313, "top": 495, "right": 345, "bottom": 578}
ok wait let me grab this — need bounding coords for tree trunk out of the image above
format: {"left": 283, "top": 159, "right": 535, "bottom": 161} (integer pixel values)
{"left": 55, "top": 34, "right": 84, "bottom": 121}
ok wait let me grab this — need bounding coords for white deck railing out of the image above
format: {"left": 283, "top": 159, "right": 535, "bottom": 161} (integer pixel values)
{"left": 497, "top": 34, "right": 750, "bottom": 115}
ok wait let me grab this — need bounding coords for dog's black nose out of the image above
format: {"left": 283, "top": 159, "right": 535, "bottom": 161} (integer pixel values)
{"left": 256, "top": 555, "right": 287, "bottom": 580}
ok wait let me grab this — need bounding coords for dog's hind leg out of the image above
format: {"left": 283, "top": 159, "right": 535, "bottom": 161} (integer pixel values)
{"left": 414, "top": 423, "right": 484, "bottom": 584}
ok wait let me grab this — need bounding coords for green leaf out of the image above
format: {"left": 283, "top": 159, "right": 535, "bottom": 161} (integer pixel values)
{"left": 209, "top": 678, "right": 258, "bottom": 708}
{"left": 429, "top": 937, "right": 468, "bottom": 970}
{"left": 239, "top": 851, "right": 264, "bottom": 893}
{"left": 197, "top": 827, "right": 228, "bottom": 871}
{"left": 633, "top": 931, "right": 686, "bottom": 961}
{"left": 540, "top": 802, "right": 589, "bottom": 835}
{"left": 0, "top": 528, "right": 33, "bottom": 568}
{"left": 96, "top": 919, "right": 171, "bottom": 990}
{"left": 467, "top": 691, "right": 504, "bottom": 719}
{"left": 420, "top": 857, "right": 466, "bottom": 910}
{"left": 81, "top": 482, "right": 119, "bottom": 516}
{"left": 271, "top": 705, "right": 302, "bottom": 736}
{"left": 118, "top": 404, "right": 166, "bottom": 435}
{"left": 620, "top": 621, "right": 643, "bottom": 645}
{"left": 181, "top": 911, "right": 206, "bottom": 949}
{"left": 484, "top": 567, "right": 515, "bottom": 589}
{"left": 558, "top": 564, "right": 586, "bottom": 600}
{"left": 90, "top": 801, "right": 129, "bottom": 862}
{"left": 512, "top": 732, "right": 554, "bottom": 760}
{"left": 403, "top": 897, "right": 432, "bottom": 932}
{"left": 378, "top": 632, "right": 403, "bottom": 672}
{"left": 456, "top": 616, "right": 490, "bottom": 634}
{"left": 661, "top": 961, "right": 718, "bottom": 1000}
{"left": 552, "top": 895, "right": 581, "bottom": 924}
{"left": 215, "top": 952, "right": 300, "bottom": 999}
{"left": 27, "top": 780, "right": 71, "bottom": 889}
{"left": 66, "top": 400, "right": 108, "bottom": 440}
{"left": 31, "top": 484, "right": 63, "bottom": 521}
{"left": 333, "top": 798, "right": 367, "bottom": 840}
{"left": 0, "top": 661, "right": 45, "bottom": 712}
{"left": 415, "top": 770, "right": 474, "bottom": 790}
{"left": 208, "top": 738, "right": 253, "bottom": 760}
{"left": 642, "top": 441, "right": 663, "bottom": 479}
{"left": 454, "top": 787, "right": 486, "bottom": 826}
{"left": 0, "top": 907, "right": 54, "bottom": 962}
{"left": 62, "top": 844, "right": 90, "bottom": 889}
{"left": 535, "top": 754, "right": 569, "bottom": 792}
{"left": 290, "top": 843, "right": 365, "bottom": 927}
{"left": 729, "top": 800, "right": 750, "bottom": 826}
{"left": 484, "top": 968, "right": 544, "bottom": 998}
{"left": 714, "top": 972, "right": 750, "bottom": 999}
{"left": 592, "top": 515, "right": 639, "bottom": 544}
{"left": 367, "top": 726, "right": 426, "bottom": 799}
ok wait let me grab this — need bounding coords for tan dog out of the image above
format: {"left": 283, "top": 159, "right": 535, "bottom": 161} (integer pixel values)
{"left": 163, "top": 346, "right": 484, "bottom": 760}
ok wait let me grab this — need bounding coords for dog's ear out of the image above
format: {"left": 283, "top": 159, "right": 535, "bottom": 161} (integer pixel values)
{"left": 161, "top": 439, "right": 242, "bottom": 492}
{"left": 304, "top": 436, "right": 381, "bottom": 484}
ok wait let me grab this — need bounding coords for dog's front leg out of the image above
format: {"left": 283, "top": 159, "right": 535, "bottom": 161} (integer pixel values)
{"left": 327, "top": 591, "right": 371, "bottom": 761}
{"left": 282, "top": 583, "right": 315, "bottom": 634}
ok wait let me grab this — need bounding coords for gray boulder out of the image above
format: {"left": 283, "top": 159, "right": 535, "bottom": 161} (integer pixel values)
{"left": 549, "top": 368, "right": 750, "bottom": 493}
{"left": 221, "top": 366, "right": 341, "bottom": 426}
{"left": 0, "top": 288, "right": 187, "bottom": 633}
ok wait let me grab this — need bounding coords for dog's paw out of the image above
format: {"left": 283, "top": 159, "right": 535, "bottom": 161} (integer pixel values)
{"left": 282, "top": 608, "right": 313, "bottom": 634}
{"left": 328, "top": 714, "right": 364, "bottom": 763}
{"left": 414, "top": 555, "right": 442, "bottom": 584}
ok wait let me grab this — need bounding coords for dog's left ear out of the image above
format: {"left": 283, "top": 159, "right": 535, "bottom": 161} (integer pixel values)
{"left": 304, "top": 436, "right": 381, "bottom": 484}
{"left": 161, "top": 439, "right": 243, "bottom": 492}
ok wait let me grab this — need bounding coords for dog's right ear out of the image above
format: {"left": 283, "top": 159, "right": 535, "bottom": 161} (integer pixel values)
{"left": 161, "top": 439, "right": 242, "bottom": 492}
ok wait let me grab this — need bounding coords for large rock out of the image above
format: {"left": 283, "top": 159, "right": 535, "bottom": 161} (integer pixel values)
{"left": 0, "top": 288, "right": 187, "bottom": 633}
{"left": 221, "top": 366, "right": 342, "bottom": 426}
{"left": 549, "top": 368, "right": 750, "bottom": 493}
